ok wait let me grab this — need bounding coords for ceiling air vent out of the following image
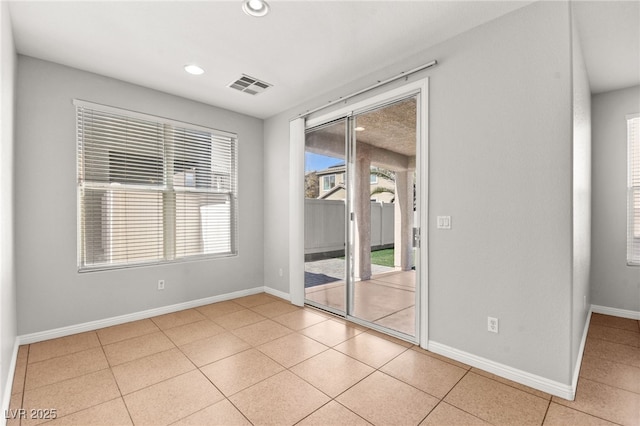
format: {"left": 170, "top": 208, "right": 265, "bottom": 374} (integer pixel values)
{"left": 228, "top": 74, "right": 272, "bottom": 95}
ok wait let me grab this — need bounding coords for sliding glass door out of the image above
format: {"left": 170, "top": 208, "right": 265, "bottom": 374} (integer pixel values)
{"left": 304, "top": 118, "right": 348, "bottom": 315}
{"left": 304, "top": 95, "right": 420, "bottom": 340}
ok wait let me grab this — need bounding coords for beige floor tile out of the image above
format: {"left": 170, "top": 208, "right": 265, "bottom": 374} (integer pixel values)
{"left": 334, "top": 332, "right": 408, "bottom": 368}
{"left": 231, "top": 319, "right": 293, "bottom": 346}
{"left": 420, "top": 402, "right": 490, "bottom": 426}
{"left": 580, "top": 353, "right": 640, "bottom": 394}
{"left": 470, "top": 368, "right": 552, "bottom": 400}
{"left": 363, "top": 329, "right": 414, "bottom": 348}
{"left": 103, "top": 332, "right": 175, "bottom": 366}
{"left": 28, "top": 332, "right": 100, "bottom": 364}
{"left": 124, "top": 370, "right": 224, "bottom": 426}
{"left": 297, "top": 401, "right": 371, "bottom": 426}
{"left": 179, "top": 332, "right": 250, "bottom": 367}
{"left": 233, "top": 293, "right": 278, "bottom": 308}
{"left": 302, "top": 306, "right": 334, "bottom": 319}
{"left": 373, "top": 271, "right": 415, "bottom": 287}
{"left": 213, "top": 309, "right": 266, "bottom": 330}
{"left": 584, "top": 337, "right": 640, "bottom": 368}
{"left": 373, "top": 306, "right": 415, "bottom": 337}
{"left": 195, "top": 300, "right": 245, "bottom": 319}
{"left": 590, "top": 313, "right": 640, "bottom": 333}
{"left": 553, "top": 377, "right": 640, "bottom": 426}
{"left": 46, "top": 398, "right": 132, "bottom": 426}
{"left": 172, "top": 399, "right": 251, "bottom": 425}
{"left": 163, "top": 319, "right": 225, "bottom": 346}
{"left": 200, "top": 348, "right": 284, "bottom": 396}
{"left": 250, "top": 301, "right": 300, "bottom": 318}
{"left": 305, "top": 285, "right": 346, "bottom": 313}
{"left": 411, "top": 346, "right": 472, "bottom": 370}
{"left": 11, "top": 345, "right": 29, "bottom": 395}
{"left": 272, "top": 309, "right": 327, "bottom": 331}
{"left": 96, "top": 319, "right": 159, "bottom": 346}
{"left": 25, "top": 347, "right": 109, "bottom": 390}
{"left": 336, "top": 371, "right": 438, "bottom": 426}
{"left": 381, "top": 349, "right": 466, "bottom": 398}
{"left": 300, "top": 319, "right": 365, "bottom": 347}
{"left": 230, "top": 370, "right": 330, "bottom": 426}
{"left": 5, "top": 392, "right": 23, "bottom": 426}
{"left": 351, "top": 282, "right": 415, "bottom": 324}
{"left": 329, "top": 317, "right": 369, "bottom": 331}
{"left": 543, "top": 402, "right": 617, "bottom": 426}
{"left": 588, "top": 324, "right": 640, "bottom": 347}
{"left": 257, "top": 333, "right": 328, "bottom": 368}
{"left": 112, "top": 348, "right": 195, "bottom": 395}
{"left": 444, "top": 372, "right": 549, "bottom": 425}
{"left": 290, "top": 349, "right": 374, "bottom": 397}
{"left": 150, "top": 309, "right": 207, "bottom": 330}
{"left": 22, "top": 370, "right": 120, "bottom": 426}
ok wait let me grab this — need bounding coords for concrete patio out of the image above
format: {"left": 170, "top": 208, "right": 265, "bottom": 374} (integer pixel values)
{"left": 305, "top": 259, "right": 416, "bottom": 337}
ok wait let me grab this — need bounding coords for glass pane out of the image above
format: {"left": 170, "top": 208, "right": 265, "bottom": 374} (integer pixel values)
{"left": 304, "top": 119, "right": 347, "bottom": 314}
{"left": 350, "top": 96, "right": 418, "bottom": 337}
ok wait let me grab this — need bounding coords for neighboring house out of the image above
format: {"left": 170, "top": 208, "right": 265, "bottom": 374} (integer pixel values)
{"left": 314, "top": 164, "right": 395, "bottom": 203}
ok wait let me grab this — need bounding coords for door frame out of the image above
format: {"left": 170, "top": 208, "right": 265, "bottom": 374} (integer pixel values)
{"left": 290, "top": 77, "right": 429, "bottom": 348}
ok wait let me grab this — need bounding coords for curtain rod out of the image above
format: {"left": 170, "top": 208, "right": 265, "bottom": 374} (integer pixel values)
{"left": 295, "top": 59, "right": 437, "bottom": 119}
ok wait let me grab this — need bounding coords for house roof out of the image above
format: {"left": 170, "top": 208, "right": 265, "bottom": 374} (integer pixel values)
{"left": 318, "top": 183, "right": 346, "bottom": 200}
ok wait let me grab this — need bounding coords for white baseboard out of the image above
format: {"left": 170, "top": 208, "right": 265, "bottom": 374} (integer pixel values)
{"left": 591, "top": 304, "right": 640, "bottom": 320}
{"left": 428, "top": 341, "right": 575, "bottom": 400}
{"left": 1, "top": 338, "right": 19, "bottom": 426}
{"left": 17, "top": 286, "right": 268, "bottom": 345}
{"left": 264, "top": 286, "right": 290, "bottom": 301}
{"left": 571, "top": 305, "right": 592, "bottom": 396}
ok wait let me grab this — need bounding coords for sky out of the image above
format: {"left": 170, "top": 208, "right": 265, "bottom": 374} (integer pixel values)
{"left": 305, "top": 152, "right": 344, "bottom": 173}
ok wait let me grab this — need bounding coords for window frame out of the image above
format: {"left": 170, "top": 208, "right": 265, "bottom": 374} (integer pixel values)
{"left": 322, "top": 174, "right": 336, "bottom": 191}
{"left": 75, "top": 100, "right": 238, "bottom": 272}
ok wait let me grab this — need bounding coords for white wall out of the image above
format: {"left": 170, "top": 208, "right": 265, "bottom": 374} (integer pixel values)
{"left": 265, "top": 1, "right": 577, "bottom": 385}
{"left": 0, "top": 0, "right": 17, "bottom": 414}
{"left": 15, "top": 56, "right": 264, "bottom": 335}
{"left": 591, "top": 85, "right": 640, "bottom": 313}
{"left": 570, "top": 8, "right": 592, "bottom": 374}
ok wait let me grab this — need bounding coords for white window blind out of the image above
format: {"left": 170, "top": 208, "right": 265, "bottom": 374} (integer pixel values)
{"left": 76, "top": 101, "right": 238, "bottom": 271}
{"left": 628, "top": 114, "right": 640, "bottom": 266}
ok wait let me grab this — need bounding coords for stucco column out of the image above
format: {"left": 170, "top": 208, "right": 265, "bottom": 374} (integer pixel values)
{"left": 354, "top": 149, "right": 372, "bottom": 281}
{"left": 394, "top": 170, "right": 413, "bottom": 271}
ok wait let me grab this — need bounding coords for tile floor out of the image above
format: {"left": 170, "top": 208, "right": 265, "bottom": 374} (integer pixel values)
{"left": 305, "top": 270, "right": 416, "bottom": 336}
{"left": 6, "top": 293, "right": 640, "bottom": 426}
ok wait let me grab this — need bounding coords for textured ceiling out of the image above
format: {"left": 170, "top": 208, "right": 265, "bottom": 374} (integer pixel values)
{"left": 356, "top": 97, "right": 417, "bottom": 158}
{"left": 305, "top": 97, "right": 417, "bottom": 172}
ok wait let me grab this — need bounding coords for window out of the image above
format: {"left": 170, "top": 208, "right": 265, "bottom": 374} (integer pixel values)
{"left": 628, "top": 114, "right": 640, "bottom": 266}
{"left": 76, "top": 101, "right": 238, "bottom": 271}
{"left": 322, "top": 174, "right": 336, "bottom": 191}
{"left": 370, "top": 174, "right": 378, "bottom": 184}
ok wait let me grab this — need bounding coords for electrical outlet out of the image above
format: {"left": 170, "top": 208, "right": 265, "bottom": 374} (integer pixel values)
{"left": 278, "top": 268, "right": 283, "bottom": 277}
{"left": 487, "top": 317, "right": 499, "bottom": 333}
{"left": 158, "top": 280, "right": 165, "bottom": 290}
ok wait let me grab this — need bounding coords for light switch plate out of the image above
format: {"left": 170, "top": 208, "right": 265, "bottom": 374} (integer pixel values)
{"left": 437, "top": 216, "right": 451, "bottom": 229}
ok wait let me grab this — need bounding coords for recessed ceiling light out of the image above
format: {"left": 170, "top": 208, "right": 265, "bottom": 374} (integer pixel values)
{"left": 355, "top": 127, "right": 365, "bottom": 131}
{"left": 242, "top": 0, "right": 270, "bottom": 17}
{"left": 184, "top": 64, "right": 204, "bottom": 75}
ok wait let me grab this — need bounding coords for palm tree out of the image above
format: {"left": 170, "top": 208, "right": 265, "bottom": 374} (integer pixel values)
{"left": 369, "top": 168, "right": 416, "bottom": 209}
{"left": 370, "top": 168, "right": 396, "bottom": 202}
